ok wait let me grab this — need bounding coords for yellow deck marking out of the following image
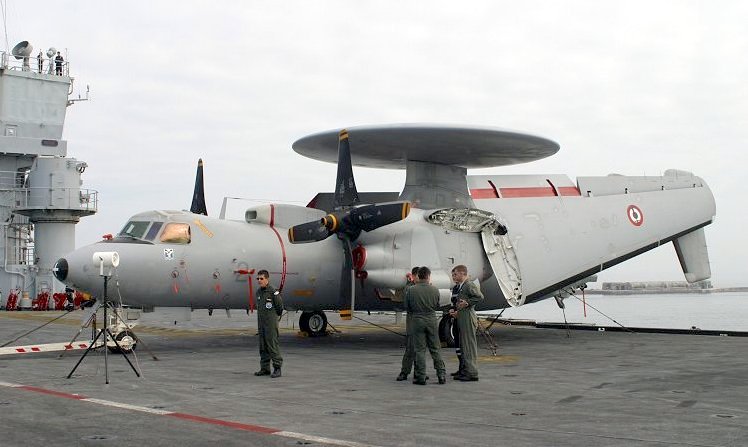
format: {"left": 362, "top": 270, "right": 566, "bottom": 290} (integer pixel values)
{"left": 478, "top": 354, "right": 519, "bottom": 363}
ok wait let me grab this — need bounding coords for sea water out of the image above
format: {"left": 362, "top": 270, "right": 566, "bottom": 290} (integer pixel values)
{"left": 487, "top": 291, "right": 748, "bottom": 332}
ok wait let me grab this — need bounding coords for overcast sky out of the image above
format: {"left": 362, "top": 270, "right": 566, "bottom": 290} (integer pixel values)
{"left": 4, "top": 1, "right": 746, "bottom": 286}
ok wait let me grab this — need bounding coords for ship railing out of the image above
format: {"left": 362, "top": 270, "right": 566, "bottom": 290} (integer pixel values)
{"left": 0, "top": 51, "right": 70, "bottom": 76}
{"left": 4, "top": 224, "right": 34, "bottom": 266}
{"left": 0, "top": 170, "right": 28, "bottom": 189}
{"left": 7, "top": 187, "right": 98, "bottom": 214}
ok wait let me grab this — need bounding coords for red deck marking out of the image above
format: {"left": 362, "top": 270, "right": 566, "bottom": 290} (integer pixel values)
{"left": 167, "top": 412, "right": 280, "bottom": 434}
{"left": 15, "top": 348, "right": 25, "bottom": 353}
{"left": 19, "top": 385, "right": 86, "bottom": 400}
{"left": 31, "top": 347, "right": 40, "bottom": 352}
{"left": 3, "top": 383, "right": 373, "bottom": 446}
{"left": 269, "top": 204, "right": 288, "bottom": 291}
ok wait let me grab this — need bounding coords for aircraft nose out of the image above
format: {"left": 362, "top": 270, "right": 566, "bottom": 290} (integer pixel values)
{"left": 53, "top": 258, "right": 69, "bottom": 282}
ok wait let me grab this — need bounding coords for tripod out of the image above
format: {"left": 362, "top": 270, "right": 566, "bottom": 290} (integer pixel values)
{"left": 67, "top": 275, "right": 141, "bottom": 384}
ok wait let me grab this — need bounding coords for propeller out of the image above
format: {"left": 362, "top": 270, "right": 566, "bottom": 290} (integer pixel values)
{"left": 190, "top": 159, "right": 208, "bottom": 215}
{"left": 288, "top": 202, "right": 411, "bottom": 243}
{"left": 288, "top": 129, "right": 411, "bottom": 319}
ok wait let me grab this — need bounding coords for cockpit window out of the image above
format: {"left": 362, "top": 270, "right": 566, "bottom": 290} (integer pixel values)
{"left": 144, "top": 221, "right": 164, "bottom": 241}
{"left": 160, "top": 223, "right": 191, "bottom": 244}
{"left": 119, "top": 221, "right": 150, "bottom": 239}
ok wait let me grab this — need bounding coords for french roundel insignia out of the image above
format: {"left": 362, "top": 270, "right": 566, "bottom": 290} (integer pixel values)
{"left": 627, "top": 205, "right": 644, "bottom": 226}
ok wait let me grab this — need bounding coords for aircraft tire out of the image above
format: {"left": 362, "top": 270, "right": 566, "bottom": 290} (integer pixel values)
{"left": 299, "top": 311, "right": 328, "bottom": 337}
{"left": 438, "top": 314, "right": 456, "bottom": 347}
{"left": 108, "top": 330, "right": 137, "bottom": 354}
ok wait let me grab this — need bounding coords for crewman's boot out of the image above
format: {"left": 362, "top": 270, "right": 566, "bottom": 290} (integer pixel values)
{"left": 396, "top": 373, "right": 408, "bottom": 381}
{"left": 270, "top": 367, "right": 282, "bottom": 378}
{"left": 254, "top": 369, "right": 271, "bottom": 376}
{"left": 451, "top": 356, "right": 464, "bottom": 377}
{"left": 455, "top": 373, "right": 479, "bottom": 382}
{"left": 438, "top": 375, "right": 446, "bottom": 385}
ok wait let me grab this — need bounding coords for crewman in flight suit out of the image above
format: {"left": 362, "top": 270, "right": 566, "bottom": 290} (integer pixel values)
{"left": 397, "top": 266, "right": 421, "bottom": 381}
{"left": 449, "top": 265, "right": 483, "bottom": 381}
{"left": 254, "top": 269, "right": 284, "bottom": 378}
{"left": 404, "top": 266, "right": 446, "bottom": 385}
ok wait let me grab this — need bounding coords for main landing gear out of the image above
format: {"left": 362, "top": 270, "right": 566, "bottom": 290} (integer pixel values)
{"left": 438, "top": 313, "right": 457, "bottom": 347}
{"left": 299, "top": 311, "right": 328, "bottom": 337}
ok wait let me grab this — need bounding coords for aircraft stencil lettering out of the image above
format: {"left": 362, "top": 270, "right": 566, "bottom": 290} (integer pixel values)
{"left": 54, "top": 124, "right": 716, "bottom": 344}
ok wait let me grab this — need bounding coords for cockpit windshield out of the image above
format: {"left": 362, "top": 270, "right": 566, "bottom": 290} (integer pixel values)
{"left": 119, "top": 221, "right": 150, "bottom": 239}
{"left": 144, "top": 221, "right": 164, "bottom": 240}
{"left": 116, "top": 219, "right": 189, "bottom": 243}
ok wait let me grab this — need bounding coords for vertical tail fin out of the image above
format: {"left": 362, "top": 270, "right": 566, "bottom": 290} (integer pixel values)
{"left": 190, "top": 159, "right": 208, "bottom": 216}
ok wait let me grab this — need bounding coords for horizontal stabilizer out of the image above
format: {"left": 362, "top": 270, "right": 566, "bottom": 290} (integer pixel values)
{"left": 673, "top": 228, "right": 711, "bottom": 283}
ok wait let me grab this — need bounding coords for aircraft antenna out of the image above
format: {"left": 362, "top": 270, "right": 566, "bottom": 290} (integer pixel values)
{"left": 1, "top": 0, "right": 8, "bottom": 53}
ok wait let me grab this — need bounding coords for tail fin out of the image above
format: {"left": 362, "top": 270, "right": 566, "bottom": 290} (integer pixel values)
{"left": 190, "top": 159, "right": 208, "bottom": 215}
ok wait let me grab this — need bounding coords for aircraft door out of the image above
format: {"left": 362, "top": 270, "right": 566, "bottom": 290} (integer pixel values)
{"left": 480, "top": 224, "right": 523, "bottom": 306}
{"left": 427, "top": 208, "right": 524, "bottom": 306}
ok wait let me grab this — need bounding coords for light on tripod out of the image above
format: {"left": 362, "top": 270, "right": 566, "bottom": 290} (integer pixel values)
{"left": 92, "top": 251, "right": 119, "bottom": 277}
{"left": 69, "top": 250, "right": 140, "bottom": 384}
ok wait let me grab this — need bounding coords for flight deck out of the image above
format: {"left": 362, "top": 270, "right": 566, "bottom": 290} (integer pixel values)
{"left": 1, "top": 310, "right": 746, "bottom": 447}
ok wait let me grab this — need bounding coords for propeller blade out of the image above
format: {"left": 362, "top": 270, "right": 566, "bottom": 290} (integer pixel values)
{"left": 190, "top": 159, "right": 208, "bottom": 215}
{"left": 338, "top": 237, "right": 355, "bottom": 320}
{"left": 287, "top": 220, "right": 332, "bottom": 243}
{"left": 334, "top": 129, "right": 360, "bottom": 208}
{"left": 351, "top": 202, "right": 411, "bottom": 232}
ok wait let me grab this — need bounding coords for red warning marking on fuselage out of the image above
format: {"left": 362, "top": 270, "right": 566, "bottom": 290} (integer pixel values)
{"left": 627, "top": 205, "right": 644, "bottom": 226}
{"left": 470, "top": 186, "right": 581, "bottom": 199}
{"left": 269, "top": 204, "right": 288, "bottom": 292}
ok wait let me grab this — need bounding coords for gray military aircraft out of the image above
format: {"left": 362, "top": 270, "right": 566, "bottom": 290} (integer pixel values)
{"left": 53, "top": 124, "right": 716, "bottom": 344}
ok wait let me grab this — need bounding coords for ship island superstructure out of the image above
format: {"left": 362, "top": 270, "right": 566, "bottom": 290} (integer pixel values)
{"left": 0, "top": 42, "right": 96, "bottom": 310}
